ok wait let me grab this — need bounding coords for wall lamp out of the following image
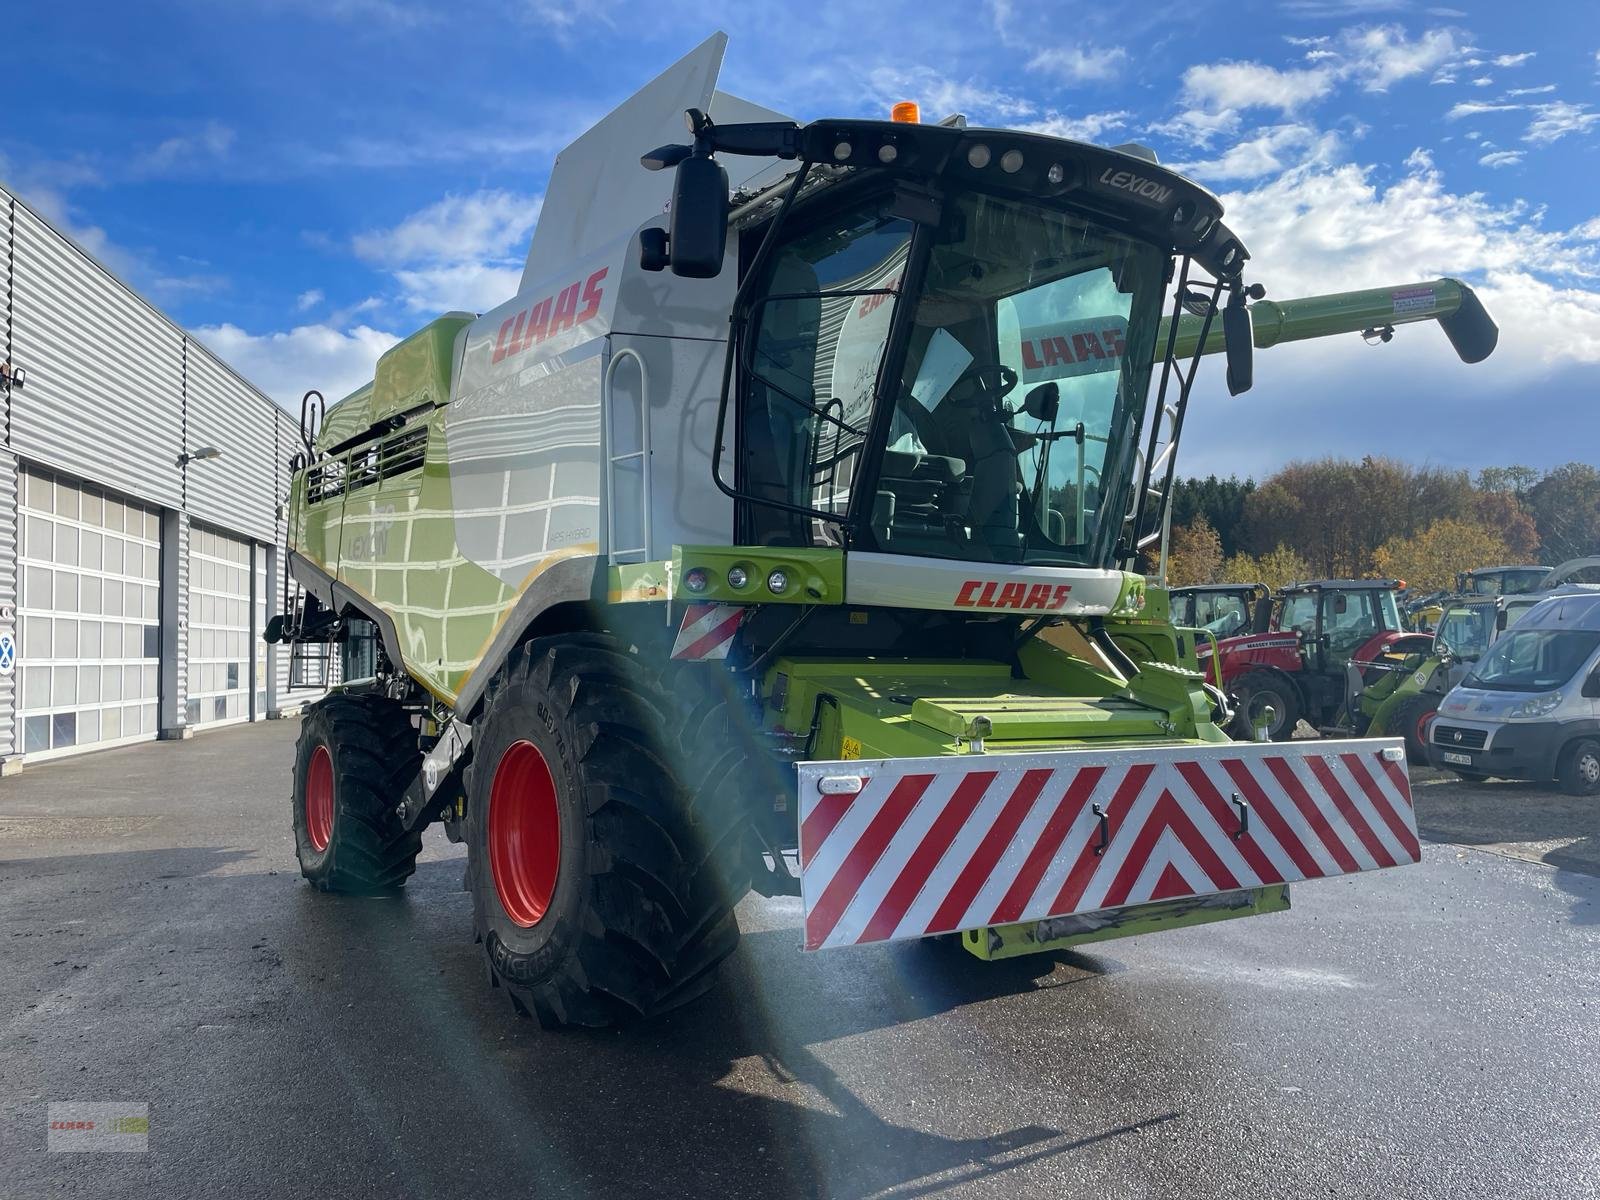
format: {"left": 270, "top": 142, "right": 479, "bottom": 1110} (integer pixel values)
{"left": 177, "top": 446, "right": 223, "bottom": 467}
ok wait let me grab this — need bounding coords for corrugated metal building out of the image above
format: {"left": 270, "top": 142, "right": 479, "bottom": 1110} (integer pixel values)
{"left": 0, "top": 180, "right": 325, "bottom": 769}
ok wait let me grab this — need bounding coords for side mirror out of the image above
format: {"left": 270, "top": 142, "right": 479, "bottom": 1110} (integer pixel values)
{"left": 1022, "top": 381, "right": 1059, "bottom": 424}
{"left": 1223, "top": 297, "right": 1253, "bottom": 396}
{"left": 667, "top": 154, "right": 729, "bottom": 279}
{"left": 1496, "top": 609, "right": 1508, "bottom": 631}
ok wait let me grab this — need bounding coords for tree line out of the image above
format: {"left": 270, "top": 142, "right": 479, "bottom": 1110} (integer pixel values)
{"left": 1163, "top": 458, "right": 1600, "bottom": 591}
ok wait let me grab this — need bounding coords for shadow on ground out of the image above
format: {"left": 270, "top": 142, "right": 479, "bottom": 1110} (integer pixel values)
{"left": 2, "top": 847, "right": 1175, "bottom": 1200}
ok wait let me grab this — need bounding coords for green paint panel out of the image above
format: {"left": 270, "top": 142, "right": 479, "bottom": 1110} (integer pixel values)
{"left": 910, "top": 693, "right": 1176, "bottom": 740}
{"left": 671, "top": 545, "right": 845, "bottom": 605}
{"left": 370, "top": 313, "right": 474, "bottom": 423}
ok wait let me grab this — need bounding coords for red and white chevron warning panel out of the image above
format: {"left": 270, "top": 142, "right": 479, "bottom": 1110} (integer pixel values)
{"left": 671, "top": 603, "right": 745, "bottom": 661}
{"left": 795, "top": 739, "right": 1418, "bottom": 951}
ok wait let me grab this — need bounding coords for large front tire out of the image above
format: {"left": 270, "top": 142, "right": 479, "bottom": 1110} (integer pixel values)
{"left": 1388, "top": 694, "right": 1439, "bottom": 764}
{"left": 465, "top": 635, "right": 750, "bottom": 1028}
{"left": 1234, "top": 670, "right": 1301, "bottom": 742}
{"left": 292, "top": 694, "right": 424, "bottom": 892}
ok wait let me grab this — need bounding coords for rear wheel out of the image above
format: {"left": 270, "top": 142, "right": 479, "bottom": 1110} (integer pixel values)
{"left": 1558, "top": 738, "right": 1600, "bottom": 797}
{"left": 1234, "top": 671, "right": 1300, "bottom": 742}
{"left": 292, "top": 694, "right": 424, "bottom": 892}
{"left": 1389, "top": 694, "right": 1439, "bottom": 764}
{"left": 465, "top": 635, "right": 752, "bottom": 1028}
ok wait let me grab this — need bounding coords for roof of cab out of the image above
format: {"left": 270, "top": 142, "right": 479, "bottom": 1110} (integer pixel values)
{"left": 1513, "top": 591, "right": 1600, "bottom": 631}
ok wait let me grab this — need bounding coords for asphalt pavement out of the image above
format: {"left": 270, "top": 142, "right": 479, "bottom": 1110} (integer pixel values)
{"left": 2, "top": 719, "right": 1598, "bottom": 1199}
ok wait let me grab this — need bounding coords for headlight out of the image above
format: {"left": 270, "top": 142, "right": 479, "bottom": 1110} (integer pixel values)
{"left": 726, "top": 566, "right": 749, "bottom": 589}
{"left": 683, "top": 567, "right": 709, "bottom": 593}
{"left": 766, "top": 569, "right": 789, "bottom": 594}
{"left": 1506, "top": 692, "right": 1562, "bottom": 720}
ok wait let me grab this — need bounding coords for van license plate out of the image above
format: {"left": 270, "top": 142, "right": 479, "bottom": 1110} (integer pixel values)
{"left": 1441, "top": 751, "right": 1473, "bottom": 766}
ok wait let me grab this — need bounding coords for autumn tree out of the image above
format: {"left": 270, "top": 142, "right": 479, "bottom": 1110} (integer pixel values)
{"left": 1371, "top": 518, "right": 1513, "bottom": 592}
{"left": 1165, "top": 516, "right": 1225, "bottom": 586}
{"left": 1222, "top": 545, "right": 1311, "bottom": 590}
{"left": 1526, "top": 462, "right": 1600, "bottom": 564}
{"left": 1169, "top": 475, "right": 1256, "bottom": 556}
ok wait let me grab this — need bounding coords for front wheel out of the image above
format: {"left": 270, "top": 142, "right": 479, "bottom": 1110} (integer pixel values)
{"left": 1389, "top": 694, "right": 1439, "bottom": 764}
{"left": 465, "top": 635, "right": 750, "bottom": 1028}
{"left": 1558, "top": 738, "right": 1600, "bottom": 797}
{"left": 1233, "top": 671, "right": 1300, "bottom": 742}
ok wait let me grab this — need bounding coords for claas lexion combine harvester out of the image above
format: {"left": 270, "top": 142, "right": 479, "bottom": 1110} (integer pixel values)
{"left": 269, "top": 34, "right": 1498, "bottom": 1026}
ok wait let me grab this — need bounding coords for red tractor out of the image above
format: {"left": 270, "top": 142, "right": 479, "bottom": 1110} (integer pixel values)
{"left": 1173, "top": 579, "right": 1428, "bottom": 740}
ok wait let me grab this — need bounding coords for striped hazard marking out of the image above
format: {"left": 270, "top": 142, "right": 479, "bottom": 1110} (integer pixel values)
{"left": 670, "top": 603, "right": 745, "bottom": 661}
{"left": 795, "top": 740, "right": 1418, "bottom": 951}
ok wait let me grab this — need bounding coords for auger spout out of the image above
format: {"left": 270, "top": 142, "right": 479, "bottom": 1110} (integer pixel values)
{"left": 1165, "top": 277, "right": 1498, "bottom": 364}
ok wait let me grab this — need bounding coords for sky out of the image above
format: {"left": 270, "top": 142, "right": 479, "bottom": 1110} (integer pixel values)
{"left": 3, "top": 0, "right": 1597, "bottom": 481}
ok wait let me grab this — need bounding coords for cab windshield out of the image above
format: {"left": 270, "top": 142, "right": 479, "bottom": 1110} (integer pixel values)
{"left": 1463, "top": 629, "right": 1600, "bottom": 692}
{"left": 739, "top": 189, "right": 1165, "bottom": 565}
{"left": 1435, "top": 604, "right": 1495, "bottom": 660}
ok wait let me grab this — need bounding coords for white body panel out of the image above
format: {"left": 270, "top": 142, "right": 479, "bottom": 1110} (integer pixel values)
{"left": 845, "top": 551, "right": 1127, "bottom": 615}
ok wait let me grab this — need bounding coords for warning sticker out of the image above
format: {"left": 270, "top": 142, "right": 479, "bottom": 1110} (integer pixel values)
{"left": 1393, "top": 287, "right": 1436, "bottom": 315}
{"left": 839, "top": 736, "right": 862, "bottom": 760}
{"left": 0, "top": 629, "right": 15, "bottom": 677}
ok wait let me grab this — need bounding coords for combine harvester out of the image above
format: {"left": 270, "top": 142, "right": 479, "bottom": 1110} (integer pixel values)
{"left": 270, "top": 35, "right": 1498, "bottom": 1026}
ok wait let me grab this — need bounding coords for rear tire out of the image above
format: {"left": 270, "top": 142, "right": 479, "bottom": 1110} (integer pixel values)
{"left": 1234, "top": 670, "right": 1300, "bottom": 742}
{"left": 1558, "top": 738, "right": 1600, "bottom": 797}
{"left": 293, "top": 694, "right": 424, "bottom": 892}
{"left": 465, "top": 635, "right": 752, "bottom": 1028}
{"left": 1389, "top": 694, "right": 1439, "bottom": 764}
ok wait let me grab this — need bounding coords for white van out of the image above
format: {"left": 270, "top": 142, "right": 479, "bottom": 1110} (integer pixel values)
{"left": 1430, "top": 590, "right": 1600, "bottom": 795}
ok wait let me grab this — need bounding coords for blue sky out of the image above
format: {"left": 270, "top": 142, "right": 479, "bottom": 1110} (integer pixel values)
{"left": 4, "top": 0, "right": 1597, "bottom": 479}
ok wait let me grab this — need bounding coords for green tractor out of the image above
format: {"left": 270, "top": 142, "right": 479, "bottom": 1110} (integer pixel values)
{"left": 269, "top": 36, "right": 1496, "bottom": 1026}
{"left": 1346, "top": 593, "right": 1541, "bottom": 759}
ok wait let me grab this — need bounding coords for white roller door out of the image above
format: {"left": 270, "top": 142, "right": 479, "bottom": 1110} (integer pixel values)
{"left": 186, "top": 524, "right": 254, "bottom": 728}
{"left": 15, "top": 466, "right": 162, "bottom": 760}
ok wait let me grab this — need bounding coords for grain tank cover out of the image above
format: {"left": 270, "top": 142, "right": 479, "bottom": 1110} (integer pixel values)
{"left": 520, "top": 31, "right": 791, "bottom": 289}
{"left": 370, "top": 312, "right": 473, "bottom": 423}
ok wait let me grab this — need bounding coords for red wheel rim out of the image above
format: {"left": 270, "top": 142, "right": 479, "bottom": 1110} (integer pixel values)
{"left": 306, "top": 745, "right": 334, "bottom": 851}
{"left": 488, "top": 740, "right": 561, "bottom": 928}
{"left": 1416, "top": 709, "right": 1435, "bottom": 750}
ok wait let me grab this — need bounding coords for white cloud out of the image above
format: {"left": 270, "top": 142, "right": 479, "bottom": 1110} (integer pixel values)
{"left": 295, "top": 288, "right": 324, "bottom": 312}
{"left": 1180, "top": 61, "right": 1335, "bottom": 115}
{"left": 1524, "top": 101, "right": 1600, "bottom": 145}
{"left": 1492, "top": 52, "right": 1535, "bottom": 67}
{"left": 192, "top": 323, "right": 400, "bottom": 407}
{"left": 352, "top": 188, "right": 540, "bottom": 313}
{"left": 1478, "top": 150, "right": 1524, "bottom": 168}
{"left": 1505, "top": 85, "right": 1556, "bottom": 96}
{"left": 1018, "top": 111, "right": 1133, "bottom": 143}
{"left": 132, "top": 121, "right": 235, "bottom": 178}
{"left": 353, "top": 189, "right": 539, "bottom": 268}
{"left": 1445, "top": 101, "right": 1523, "bottom": 119}
{"left": 1026, "top": 45, "right": 1128, "bottom": 84}
{"left": 1178, "top": 153, "right": 1600, "bottom": 475}
{"left": 1342, "top": 25, "right": 1460, "bottom": 92}
{"left": 1175, "top": 124, "right": 1340, "bottom": 181}
{"left": 1164, "top": 26, "right": 1462, "bottom": 146}
{"left": 391, "top": 263, "right": 526, "bottom": 314}
{"left": 1470, "top": 76, "right": 1494, "bottom": 87}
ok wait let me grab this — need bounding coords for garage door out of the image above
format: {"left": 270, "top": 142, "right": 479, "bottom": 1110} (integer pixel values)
{"left": 15, "top": 466, "right": 162, "bottom": 760}
{"left": 186, "top": 524, "right": 255, "bottom": 728}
